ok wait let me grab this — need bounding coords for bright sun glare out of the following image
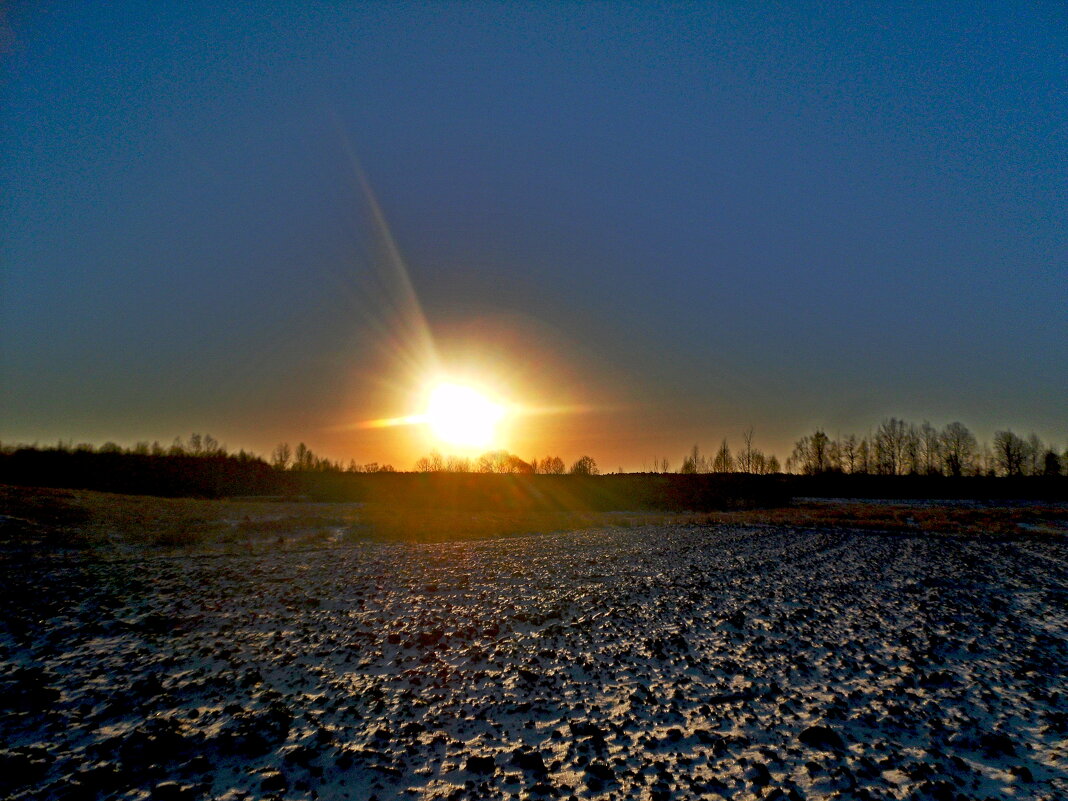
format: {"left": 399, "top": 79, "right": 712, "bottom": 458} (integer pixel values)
{"left": 425, "top": 382, "right": 505, "bottom": 449}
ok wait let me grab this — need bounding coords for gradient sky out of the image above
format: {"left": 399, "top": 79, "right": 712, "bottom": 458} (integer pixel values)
{"left": 2, "top": 2, "right": 1066, "bottom": 470}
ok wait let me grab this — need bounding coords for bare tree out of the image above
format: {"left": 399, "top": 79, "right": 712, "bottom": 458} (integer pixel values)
{"left": 680, "top": 444, "right": 707, "bottom": 474}
{"left": 901, "top": 424, "right": 921, "bottom": 474}
{"left": 569, "top": 455, "right": 599, "bottom": 475}
{"left": 874, "top": 418, "right": 908, "bottom": 475}
{"left": 271, "top": 442, "right": 292, "bottom": 471}
{"left": 429, "top": 450, "right": 445, "bottom": 472}
{"left": 1025, "top": 434, "right": 1043, "bottom": 476}
{"left": 839, "top": 434, "right": 859, "bottom": 474}
{"left": 712, "top": 439, "right": 733, "bottom": 473}
{"left": 919, "top": 422, "right": 941, "bottom": 475}
{"left": 476, "top": 450, "right": 530, "bottom": 474}
{"left": 940, "top": 422, "right": 976, "bottom": 477}
{"left": 828, "top": 438, "right": 842, "bottom": 472}
{"left": 857, "top": 437, "right": 871, "bottom": 474}
{"left": 294, "top": 442, "right": 315, "bottom": 471}
{"left": 737, "top": 428, "right": 755, "bottom": 474}
{"left": 446, "top": 454, "right": 472, "bottom": 472}
{"left": 993, "top": 430, "right": 1026, "bottom": 476}
{"left": 978, "top": 442, "right": 997, "bottom": 476}
{"left": 791, "top": 430, "right": 831, "bottom": 474}
{"left": 538, "top": 456, "right": 565, "bottom": 474}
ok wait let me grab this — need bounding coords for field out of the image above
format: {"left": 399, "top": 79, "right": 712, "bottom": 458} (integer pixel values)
{"left": 1, "top": 487, "right": 1066, "bottom": 800}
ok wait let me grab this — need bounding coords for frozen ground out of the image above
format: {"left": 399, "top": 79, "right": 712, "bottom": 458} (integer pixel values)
{"left": 1, "top": 525, "right": 1066, "bottom": 800}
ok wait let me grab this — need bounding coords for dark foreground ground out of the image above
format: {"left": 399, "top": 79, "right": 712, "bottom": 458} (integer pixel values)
{"left": 1, "top": 523, "right": 1066, "bottom": 801}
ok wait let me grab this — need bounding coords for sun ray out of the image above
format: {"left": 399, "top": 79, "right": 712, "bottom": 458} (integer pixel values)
{"left": 334, "top": 119, "right": 441, "bottom": 383}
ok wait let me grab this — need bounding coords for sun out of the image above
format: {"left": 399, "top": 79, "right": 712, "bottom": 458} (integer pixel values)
{"left": 424, "top": 382, "right": 505, "bottom": 449}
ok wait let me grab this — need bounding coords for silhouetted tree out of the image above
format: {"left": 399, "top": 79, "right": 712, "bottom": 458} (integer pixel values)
{"left": 679, "top": 444, "right": 706, "bottom": 474}
{"left": 294, "top": 442, "right": 315, "bottom": 471}
{"left": 791, "top": 430, "right": 832, "bottom": 474}
{"left": 839, "top": 434, "right": 859, "bottom": 474}
{"left": 476, "top": 450, "right": 530, "bottom": 474}
{"left": 874, "top": 418, "right": 908, "bottom": 475}
{"left": 271, "top": 443, "right": 292, "bottom": 471}
{"left": 712, "top": 439, "right": 733, "bottom": 473}
{"left": 569, "top": 455, "right": 599, "bottom": 475}
{"left": 993, "top": 430, "right": 1026, "bottom": 476}
{"left": 903, "top": 424, "right": 921, "bottom": 474}
{"left": 1025, "top": 434, "right": 1043, "bottom": 476}
{"left": 737, "top": 428, "right": 755, "bottom": 474}
{"left": 735, "top": 429, "right": 778, "bottom": 475}
{"left": 536, "top": 456, "right": 565, "bottom": 474}
{"left": 857, "top": 437, "right": 871, "bottom": 474}
{"left": 977, "top": 442, "right": 997, "bottom": 476}
{"left": 919, "top": 422, "right": 941, "bottom": 475}
{"left": 940, "top": 422, "right": 976, "bottom": 477}
{"left": 1042, "top": 449, "right": 1062, "bottom": 476}
{"left": 513, "top": 456, "right": 534, "bottom": 474}
{"left": 446, "top": 454, "right": 472, "bottom": 472}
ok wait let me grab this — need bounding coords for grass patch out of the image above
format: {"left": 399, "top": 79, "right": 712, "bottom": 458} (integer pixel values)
{"left": 687, "top": 502, "right": 1068, "bottom": 538}
{"left": 1, "top": 485, "right": 1064, "bottom": 555}
{"left": 354, "top": 504, "right": 680, "bottom": 543}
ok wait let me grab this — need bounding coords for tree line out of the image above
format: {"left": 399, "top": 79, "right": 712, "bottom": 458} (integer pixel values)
{"left": 0, "top": 435, "right": 278, "bottom": 498}
{"left": 787, "top": 419, "right": 1065, "bottom": 477}
{"left": 21, "top": 433, "right": 257, "bottom": 461}
{"left": 408, "top": 450, "right": 599, "bottom": 476}
{"left": 269, "top": 442, "right": 396, "bottom": 474}
{"left": 5, "top": 418, "right": 1064, "bottom": 490}
{"left": 671, "top": 428, "right": 782, "bottom": 475}
{"left": 269, "top": 443, "right": 599, "bottom": 476}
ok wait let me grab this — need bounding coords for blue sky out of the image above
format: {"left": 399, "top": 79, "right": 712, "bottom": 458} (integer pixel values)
{"left": 2, "top": 2, "right": 1065, "bottom": 468}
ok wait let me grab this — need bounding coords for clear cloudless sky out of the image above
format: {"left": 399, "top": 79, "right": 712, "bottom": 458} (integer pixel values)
{"left": 2, "top": 2, "right": 1066, "bottom": 470}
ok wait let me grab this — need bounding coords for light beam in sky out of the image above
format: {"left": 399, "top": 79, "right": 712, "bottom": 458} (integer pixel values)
{"left": 336, "top": 124, "right": 604, "bottom": 458}
{"left": 337, "top": 120, "right": 439, "bottom": 383}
